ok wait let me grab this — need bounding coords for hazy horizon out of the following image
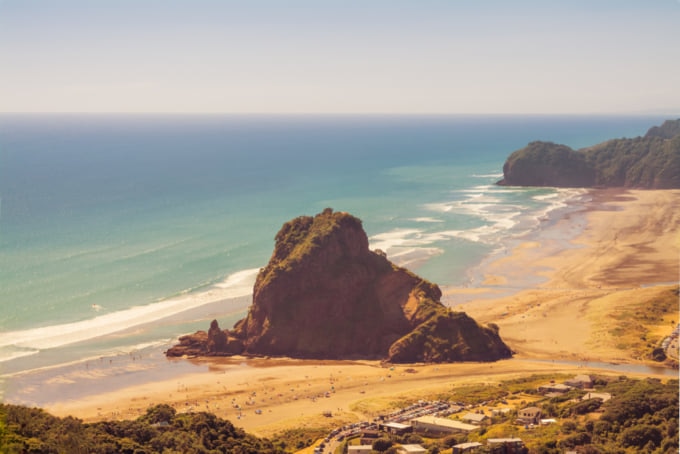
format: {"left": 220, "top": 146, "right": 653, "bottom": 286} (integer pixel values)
{"left": 1, "top": 1, "right": 679, "bottom": 115}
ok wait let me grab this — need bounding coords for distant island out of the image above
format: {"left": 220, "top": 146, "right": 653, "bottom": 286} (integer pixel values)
{"left": 497, "top": 119, "right": 680, "bottom": 188}
{"left": 167, "top": 208, "right": 512, "bottom": 363}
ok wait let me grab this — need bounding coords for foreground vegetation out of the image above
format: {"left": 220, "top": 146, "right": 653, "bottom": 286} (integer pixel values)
{"left": 469, "top": 376, "right": 677, "bottom": 453}
{"left": 0, "top": 404, "right": 285, "bottom": 454}
{"left": 1, "top": 375, "right": 677, "bottom": 453}
{"left": 340, "top": 375, "right": 679, "bottom": 454}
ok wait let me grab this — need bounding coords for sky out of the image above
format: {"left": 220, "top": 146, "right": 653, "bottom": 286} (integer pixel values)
{"left": 1, "top": 0, "right": 679, "bottom": 114}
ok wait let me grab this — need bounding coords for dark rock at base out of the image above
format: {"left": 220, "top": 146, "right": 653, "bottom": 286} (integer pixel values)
{"left": 207, "top": 319, "right": 227, "bottom": 353}
{"left": 166, "top": 320, "right": 244, "bottom": 357}
{"left": 166, "top": 331, "right": 208, "bottom": 357}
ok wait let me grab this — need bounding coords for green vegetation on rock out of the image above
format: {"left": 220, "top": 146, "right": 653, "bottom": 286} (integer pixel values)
{"left": 0, "top": 403, "right": 285, "bottom": 454}
{"left": 388, "top": 308, "right": 511, "bottom": 363}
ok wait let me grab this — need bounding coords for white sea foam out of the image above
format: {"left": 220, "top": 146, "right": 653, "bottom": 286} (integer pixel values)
{"left": 370, "top": 221, "right": 519, "bottom": 258}
{"left": 369, "top": 229, "right": 450, "bottom": 267}
{"left": 422, "top": 185, "right": 586, "bottom": 248}
{"left": 386, "top": 246, "right": 443, "bottom": 268}
{"left": 424, "top": 202, "right": 453, "bottom": 213}
{"left": 531, "top": 188, "right": 587, "bottom": 226}
{"left": 0, "top": 268, "right": 259, "bottom": 361}
{"left": 212, "top": 268, "right": 260, "bottom": 290}
{"left": 471, "top": 172, "right": 503, "bottom": 178}
{"left": 409, "top": 217, "right": 444, "bottom": 223}
{"left": 532, "top": 192, "right": 560, "bottom": 201}
{"left": 425, "top": 197, "right": 521, "bottom": 228}
{"left": 456, "top": 185, "right": 516, "bottom": 195}
{"left": 112, "top": 339, "right": 175, "bottom": 355}
{"left": 442, "top": 228, "right": 491, "bottom": 244}
{"left": 369, "top": 229, "right": 425, "bottom": 252}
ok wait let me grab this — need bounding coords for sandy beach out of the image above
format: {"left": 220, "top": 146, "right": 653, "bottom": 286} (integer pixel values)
{"left": 45, "top": 189, "right": 679, "bottom": 438}
{"left": 457, "top": 189, "right": 680, "bottom": 363}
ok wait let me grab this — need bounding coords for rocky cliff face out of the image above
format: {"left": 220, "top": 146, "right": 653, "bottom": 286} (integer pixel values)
{"left": 167, "top": 209, "right": 512, "bottom": 363}
{"left": 498, "top": 119, "right": 680, "bottom": 189}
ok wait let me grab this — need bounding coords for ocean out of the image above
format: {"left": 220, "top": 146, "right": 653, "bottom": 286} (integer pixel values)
{"left": 0, "top": 114, "right": 664, "bottom": 399}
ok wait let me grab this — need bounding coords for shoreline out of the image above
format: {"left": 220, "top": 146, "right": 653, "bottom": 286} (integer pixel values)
{"left": 443, "top": 187, "right": 593, "bottom": 305}
{"left": 0, "top": 185, "right": 584, "bottom": 379}
{"left": 6, "top": 188, "right": 680, "bottom": 438}
{"left": 455, "top": 188, "right": 680, "bottom": 364}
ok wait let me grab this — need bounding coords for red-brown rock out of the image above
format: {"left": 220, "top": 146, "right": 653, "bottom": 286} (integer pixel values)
{"left": 167, "top": 209, "right": 512, "bottom": 363}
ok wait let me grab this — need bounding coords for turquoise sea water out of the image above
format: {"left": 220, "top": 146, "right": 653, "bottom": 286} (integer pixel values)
{"left": 0, "top": 114, "right": 664, "bottom": 380}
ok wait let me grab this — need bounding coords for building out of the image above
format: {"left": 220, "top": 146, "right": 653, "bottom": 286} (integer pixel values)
{"left": 462, "top": 412, "right": 489, "bottom": 425}
{"left": 379, "top": 421, "right": 413, "bottom": 435}
{"left": 348, "top": 446, "right": 373, "bottom": 454}
{"left": 564, "top": 374, "right": 593, "bottom": 389}
{"left": 359, "top": 429, "right": 381, "bottom": 445}
{"left": 453, "top": 441, "right": 483, "bottom": 453}
{"left": 448, "top": 404, "right": 465, "bottom": 414}
{"left": 516, "top": 407, "right": 542, "bottom": 425}
{"left": 397, "top": 444, "right": 427, "bottom": 454}
{"left": 537, "top": 383, "right": 572, "bottom": 394}
{"left": 410, "top": 415, "right": 478, "bottom": 435}
{"left": 583, "top": 391, "right": 611, "bottom": 402}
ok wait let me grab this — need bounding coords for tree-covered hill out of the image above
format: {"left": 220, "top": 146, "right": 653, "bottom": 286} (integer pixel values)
{"left": 498, "top": 119, "right": 680, "bottom": 188}
{"left": 0, "top": 403, "right": 286, "bottom": 454}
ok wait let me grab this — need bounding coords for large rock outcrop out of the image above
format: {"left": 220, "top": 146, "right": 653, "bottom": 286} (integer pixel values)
{"left": 498, "top": 119, "right": 680, "bottom": 189}
{"left": 167, "top": 209, "right": 512, "bottom": 363}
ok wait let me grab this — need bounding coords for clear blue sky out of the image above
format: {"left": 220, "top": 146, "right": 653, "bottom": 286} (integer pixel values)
{"left": 1, "top": 0, "right": 678, "bottom": 114}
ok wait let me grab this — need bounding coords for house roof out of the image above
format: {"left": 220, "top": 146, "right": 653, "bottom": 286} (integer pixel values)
{"left": 583, "top": 392, "right": 611, "bottom": 402}
{"left": 453, "top": 442, "right": 483, "bottom": 449}
{"left": 348, "top": 446, "right": 373, "bottom": 453}
{"left": 488, "top": 438, "right": 523, "bottom": 444}
{"left": 411, "top": 416, "right": 478, "bottom": 432}
{"left": 462, "top": 412, "right": 488, "bottom": 422}
{"left": 399, "top": 444, "right": 426, "bottom": 453}
{"left": 382, "top": 421, "right": 411, "bottom": 430}
{"left": 539, "top": 383, "right": 571, "bottom": 391}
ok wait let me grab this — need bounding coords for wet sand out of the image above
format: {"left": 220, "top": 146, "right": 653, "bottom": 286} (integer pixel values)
{"left": 456, "top": 189, "right": 680, "bottom": 363}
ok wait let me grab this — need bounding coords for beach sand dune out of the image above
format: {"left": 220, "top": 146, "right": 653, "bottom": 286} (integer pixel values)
{"left": 46, "top": 189, "right": 679, "bottom": 438}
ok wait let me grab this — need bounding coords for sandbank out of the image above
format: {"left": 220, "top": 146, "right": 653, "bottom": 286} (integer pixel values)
{"left": 43, "top": 189, "right": 680, "bottom": 438}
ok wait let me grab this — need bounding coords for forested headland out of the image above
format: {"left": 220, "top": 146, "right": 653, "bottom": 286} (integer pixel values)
{"left": 499, "top": 119, "right": 680, "bottom": 188}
